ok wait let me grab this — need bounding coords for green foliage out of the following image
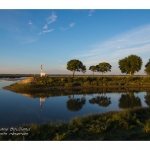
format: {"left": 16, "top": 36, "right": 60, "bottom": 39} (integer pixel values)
{"left": 89, "top": 95, "right": 111, "bottom": 107}
{"left": 144, "top": 64, "right": 150, "bottom": 76}
{"left": 118, "top": 93, "right": 141, "bottom": 109}
{"left": 66, "top": 59, "right": 83, "bottom": 77}
{"left": 89, "top": 65, "right": 97, "bottom": 76}
{"left": 66, "top": 97, "right": 86, "bottom": 111}
{"left": 81, "top": 64, "right": 86, "bottom": 75}
{"left": 144, "top": 119, "right": 150, "bottom": 133}
{"left": 145, "top": 59, "right": 150, "bottom": 68}
{"left": 65, "top": 83, "right": 73, "bottom": 87}
{"left": 118, "top": 54, "right": 143, "bottom": 76}
{"left": 96, "top": 62, "right": 112, "bottom": 76}
{"left": 1, "top": 107, "right": 150, "bottom": 140}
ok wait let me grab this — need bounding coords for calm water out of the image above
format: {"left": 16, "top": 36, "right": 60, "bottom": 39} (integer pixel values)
{"left": 0, "top": 79, "right": 149, "bottom": 127}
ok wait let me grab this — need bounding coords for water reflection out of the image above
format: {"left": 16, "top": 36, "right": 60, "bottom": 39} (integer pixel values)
{"left": 2, "top": 79, "right": 150, "bottom": 127}
{"left": 89, "top": 93, "right": 111, "bottom": 107}
{"left": 145, "top": 92, "right": 150, "bottom": 107}
{"left": 118, "top": 93, "right": 141, "bottom": 108}
{"left": 40, "top": 97, "right": 46, "bottom": 109}
{"left": 66, "top": 95, "right": 86, "bottom": 111}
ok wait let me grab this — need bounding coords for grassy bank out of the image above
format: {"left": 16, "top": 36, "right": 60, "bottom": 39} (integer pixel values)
{"left": 0, "top": 107, "right": 150, "bottom": 141}
{"left": 3, "top": 76, "right": 150, "bottom": 92}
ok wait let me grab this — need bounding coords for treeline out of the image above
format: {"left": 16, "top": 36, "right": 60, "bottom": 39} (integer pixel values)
{"left": 66, "top": 54, "right": 150, "bottom": 77}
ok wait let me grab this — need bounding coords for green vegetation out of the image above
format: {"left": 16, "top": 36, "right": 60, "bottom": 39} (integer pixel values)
{"left": 1, "top": 107, "right": 150, "bottom": 141}
{"left": 89, "top": 65, "right": 97, "bottom": 77}
{"left": 144, "top": 59, "right": 150, "bottom": 76}
{"left": 145, "top": 59, "right": 150, "bottom": 68}
{"left": 118, "top": 54, "right": 143, "bottom": 76}
{"left": 66, "top": 59, "right": 84, "bottom": 77}
{"left": 145, "top": 65, "right": 150, "bottom": 76}
{"left": 96, "top": 62, "right": 112, "bottom": 76}
{"left": 3, "top": 76, "right": 150, "bottom": 93}
{"left": 81, "top": 64, "right": 86, "bottom": 75}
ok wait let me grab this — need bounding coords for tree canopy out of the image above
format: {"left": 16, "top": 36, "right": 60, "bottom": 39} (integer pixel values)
{"left": 118, "top": 54, "right": 143, "bottom": 76}
{"left": 89, "top": 65, "right": 97, "bottom": 77}
{"left": 81, "top": 64, "right": 86, "bottom": 75}
{"left": 145, "top": 59, "right": 150, "bottom": 68}
{"left": 66, "top": 59, "right": 83, "bottom": 77}
{"left": 96, "top": 62, "right": 112, "bottom": 76}
{"left": 144, "top": 64, "right": 150, "bottom": 76}
{"left": 144, "top": 59, "right": 150, "bottom": 76}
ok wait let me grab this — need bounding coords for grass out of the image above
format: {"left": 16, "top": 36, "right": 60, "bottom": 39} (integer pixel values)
{"left": 3, "top": 76, "right": 150, "bottom": 92}
{"left": 0, "top": 107, "right": 150, "bottom": 141}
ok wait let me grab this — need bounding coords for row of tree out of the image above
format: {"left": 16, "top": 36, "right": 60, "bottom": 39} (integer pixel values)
{"left": 66, "top": 54, "right": 150, "bottom": 77}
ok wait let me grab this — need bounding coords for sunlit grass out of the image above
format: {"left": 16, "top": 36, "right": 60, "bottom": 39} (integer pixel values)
{"left": 0, "top": 107, "right": 150, "bottom": 141}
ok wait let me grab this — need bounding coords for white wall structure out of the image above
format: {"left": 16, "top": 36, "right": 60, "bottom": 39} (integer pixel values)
{"left": 40, "top": 72, "right": 46, "bottom": 77}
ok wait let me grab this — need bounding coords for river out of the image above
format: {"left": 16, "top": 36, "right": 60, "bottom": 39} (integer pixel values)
{"left": 0, "top": 78, "right": 149, "bottom": 127}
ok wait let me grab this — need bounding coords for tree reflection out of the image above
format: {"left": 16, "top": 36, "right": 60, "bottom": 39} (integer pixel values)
{"left": 118, "top": 93, "right": 141, "bottom": 109}
{"left": 144, "top": 92, "right": 150, "bottom": 107}
{"left": 66, "top": 95, "right": 86, "bottom": 112}
{"left": 89, "top": 93, "right": 111, "bottom": 107}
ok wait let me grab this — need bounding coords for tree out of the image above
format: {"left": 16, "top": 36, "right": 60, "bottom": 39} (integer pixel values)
{"left": 81, "top": 64, "right": 86, "bottom": 75}
{"left": 144, "top": 59, "right": 150, "bottom": 76}
{"left": 144, "top": 64, "right": 150, "bottom": 76}
{"left": 66, "top": 59, "right": 83, "bottom": 77}
{"left": 118, "top": 54, "right": 142, "bottom": 76}
{"left": 89, "top": 95, "right": 111, "bottom": 107}
{"left": 66, "top": 97, "right": 86, "bottom": 111}
{"left": 145, "top": 92, "right": 150, "bottom": 107}
{"left": 96, "top": 62, "right": 112, "bottom": 76}
{"left": 118, "top": 93, "right": 141, "bottom": 109}
{"left": 145, "top": 59, "right": 150, "bottom": 68}
{"left": 89, "top": 65, "right": 97, "bottom": 77}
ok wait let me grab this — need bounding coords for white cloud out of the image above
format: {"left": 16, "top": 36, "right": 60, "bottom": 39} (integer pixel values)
{"left": 74, "top": 24, "right": 150, "bottom": 75}
{"left": 47, "top": 12, "right": 57, "bottom": 24}
{"left": 60, "top": 22, "right": 75, "bottom": 31}
{"left": 38, "top": 29, "right": 54, "bottom": 35}
{"left": 28, "top": 21, "right": 33, "bottom": 25}
{"left": 69, "top": 22, "right": 75, "bottom": 27}
{"left": 88, "top": 9, "right": 95, "bottom": 16}
{"left": 60, "top": 27, "right": 68, "bottom": 31}
{"left": 43, "top": 24, "right": 48, "bottom": 29}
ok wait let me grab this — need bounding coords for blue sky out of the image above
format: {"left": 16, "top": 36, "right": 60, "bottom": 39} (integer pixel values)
{"left": 1, "top": 9, "right": 150, "bottom": 75}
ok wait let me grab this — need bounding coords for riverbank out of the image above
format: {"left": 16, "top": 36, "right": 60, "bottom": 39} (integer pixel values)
{"left": 3, "top": 76, "right": 150, "bottom": 93}
{"left": 0, "top": 107, "right": 150, "bottom": 141}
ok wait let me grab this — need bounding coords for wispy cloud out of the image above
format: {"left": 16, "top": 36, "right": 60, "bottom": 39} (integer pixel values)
{"left": 69, "top": 22, "right": 75, "bottom": 27}
{"left": 60, "top": 22, "right": 75, "bottom": 31}
{"left": 43, "top": 24, "right": 48, "bottom": 29}
{"left": 88, "top": 10, "right": 95, "bottom": 16}
{"left": 28, "top": 21, "right": 33, "bottom": 25}
{"left": 39, "top": 12, "right": 57, "bottom": 35}
{"left": 46, "top": 12, "right": 57, "bottom": 24}
{"left": 38, "top": 29, "right": 54, "bottom": 35}
{"left": 75, "top": 24, "right": 150, "bottom": 74}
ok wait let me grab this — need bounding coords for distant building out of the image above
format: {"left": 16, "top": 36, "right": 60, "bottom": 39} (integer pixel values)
{"left": 40, "top": 64, "right": 46, "bottom": 77}
{"left": 40, "top": 72, "right": 46, "bottom": 77}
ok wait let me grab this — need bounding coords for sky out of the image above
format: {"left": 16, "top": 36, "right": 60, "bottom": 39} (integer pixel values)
{"left": 1, "top": 2, "right": 150, "bottom": 75}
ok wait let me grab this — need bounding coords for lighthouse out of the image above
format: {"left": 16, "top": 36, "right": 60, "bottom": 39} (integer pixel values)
{"left": 40, "top": 64, "right": 46, "bottom": 77}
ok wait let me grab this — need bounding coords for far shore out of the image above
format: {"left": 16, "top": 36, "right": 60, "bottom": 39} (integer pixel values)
{"left": 2, "top": 76, "right": 150, "bottom": 93}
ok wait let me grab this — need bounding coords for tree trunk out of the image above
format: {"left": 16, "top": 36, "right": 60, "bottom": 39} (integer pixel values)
{"left": 73, "top": 71, "right": 75, "bottom": 78}
{"left": 130, "top": 71, "right": 133, "bottom": 76}
{"left": 93, "top": 71, "right": 94, "bottom": 77}
{"left": 102, "top": 72, "right": 103, "bottom": 76}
